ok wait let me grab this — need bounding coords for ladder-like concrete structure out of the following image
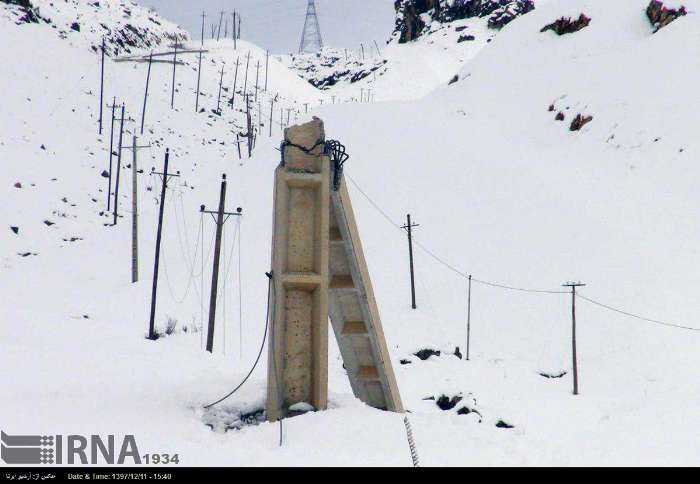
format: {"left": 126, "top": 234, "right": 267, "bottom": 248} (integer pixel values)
{"left": 267, "top": 118, "right": 403, "bottom": 421}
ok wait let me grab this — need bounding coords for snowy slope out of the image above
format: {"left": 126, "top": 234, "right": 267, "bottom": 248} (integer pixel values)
{"left": 1, "top": 0, "right": 189, "bottom": 55}
{"left": 2, "top": 0, "right": 700, "bottom": 468}
{"left": 282, "top": 10, "right": 499, "bottom": 102}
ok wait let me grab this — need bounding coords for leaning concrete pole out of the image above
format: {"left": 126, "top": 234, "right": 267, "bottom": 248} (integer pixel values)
{"left": 267, "top": 118, "right": 403, "bottom": 421}
{"left": 267, "top": 118, "right": 330, "bottom": 421}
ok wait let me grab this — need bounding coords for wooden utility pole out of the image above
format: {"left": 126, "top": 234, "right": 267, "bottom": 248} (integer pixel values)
{"left": 140, "top": 52, "right": 153, "bottom": 134}
{"left": 131, "top": 136, "right": 138, "bottom": 282}
{"left": 202, "top": 175, "right": 242, "bottom": 353}
{"left": 195, "top": 12, "right": 205, "bottom": 113}
{"left": 269, "top": 96, "right": 276, "bottom": 137}
{"left": 401, "top": 214, "right": 419, "bottom": 309}
{"left": 264, "top": 50, "right": 269, "bottom": 92}
{"left": 216, "top": 11, "right": 224, "bottom": 41}
{"left": 148, "top": 150, "right": 180, "bottom": 340}
{"left": 170, "top": 39, "right": 179, "bottom": 109}
{"left": 230, "top": 56, "right": 240, "bottom": 107}
{"left": 563, "top": 281, "right": 586, "bottom": 395}
{"left": 216, "top": 62, "right": 225, "bottom": 113}
{"left": 200, "top": 11, "right": 206, "bottom": 45}
{"left": 373, "top": 40, "right": 382, "bottom": 57}
{"left": 106, "top": 98, "right": 117, "bottom": 211}
{"left": 231, "top": 10, "right": 236, "bottom": 46}
{"left": 122, "top": 136, "right": 151, "bottom": 283}
{"left": 243, "top": 52, "right": 250, "bottom": 98}
{"left": 237, "top": 14, "right": 241, "bottom": 39}
{"left": 466, "top": 274, "right": 472, "bottom": 360}
{"left": 254, "top": 60, "right": 260, "bottom": 103}
{"left": 99, "top": 37, "right": 105, "bottom": 135}
{"left": 112, "top": 104, "right": 126, "bottom": 225}
{"left": 360, "top": 43, "right": 365, "bottom": 60}
{"left": 245, "top": 95, "right": 253, "bottom": 157}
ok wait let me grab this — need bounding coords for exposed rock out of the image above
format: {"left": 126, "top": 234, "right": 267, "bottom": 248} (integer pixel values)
{"left": 540, "top": 14, "right": 591, "bottom": 35}
{"left": 393, "top": 0, "right": 535, "bottom": 43}
{"left": 458, "top": 34, "right": 476, "bottom": 42}
{"left": 570, "top": 113, "right": 593, "bottom": 131}
{"left": 647, "top": 1, "right": 687, "bottom": 33}
{"left": 453, "top": 346, "right": 463, "bottom": 359}
{"left": 1, "top": 0, "right": 44, "bottom": 24}
{"left": 10, "top": 226, "right": 19, "bottom": 234}
{"left": 555, "top": 111, "right": 565, "bottom": 121}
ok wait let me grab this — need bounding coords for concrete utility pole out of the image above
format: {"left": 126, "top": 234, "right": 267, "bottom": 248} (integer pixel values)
{"left": 148, "top": 150, "right": 180, "bottom": 340}
{"left": 563, "top": 281, "right": 586, "bottom": 395}
{"left": 201, "top": 175, "right": 242, "bottom": 353}
{"left": 122, "top": 135, "right": 151, "bottom": 283}
{"left": 268, "top": 119, "right": 403, "bottom": 421}
{"left": 402, "top": 214, "right": 419, "bottom": 309}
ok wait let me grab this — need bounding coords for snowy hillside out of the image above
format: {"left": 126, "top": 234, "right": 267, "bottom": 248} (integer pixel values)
{"left": 2, "top": 0, "right": 700, "bottom": 468}
{"left": 1, "top": 0, "right": 189, "bottom": 55}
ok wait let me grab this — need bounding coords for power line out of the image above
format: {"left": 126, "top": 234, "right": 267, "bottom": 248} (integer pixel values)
{"left": 204, "top": 272, "right": 272, "bottom": 409}
{"left": 577, "top": 293, "right": 700, "bottom": 332}
{"left": 346, "top": 174, "right": 567, "bottom": 295}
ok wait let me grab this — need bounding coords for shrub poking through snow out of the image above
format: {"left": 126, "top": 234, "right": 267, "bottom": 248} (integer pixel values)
{"left": 496, "top": 419, "right": 514, "bottom": 428}
{"left": 647, "top": 1, "right": 687, "bottom": 33}
{"left": 413, "top": 348, "right": 441, "bottom": 360}
{"left": 555, "top": 112, "right": 565, "bottom": 121}
{"left": 539, "top": 370, "right": 567, "bottom": 379}
{"left": 436, "top": 394, "right": 463, "bottom": 410}
{"left": 570, "top": 113, "right": 593, "bottom": 131}
{"left": 540, "top": 14, "right": 591, "bottom": 35}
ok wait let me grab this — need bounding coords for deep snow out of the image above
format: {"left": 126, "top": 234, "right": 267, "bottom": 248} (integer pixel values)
{"left": 2, "top": 0, "right": 700, "bottom": 467}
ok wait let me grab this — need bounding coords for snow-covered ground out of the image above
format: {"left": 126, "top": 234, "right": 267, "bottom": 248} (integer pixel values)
{"left": 2, "top": 0, "right": 700, "bottom": 467}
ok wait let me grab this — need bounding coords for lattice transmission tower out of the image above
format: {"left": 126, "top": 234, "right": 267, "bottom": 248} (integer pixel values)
{"left": 299, "top": 0, "right": 323, "bottom": 53}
